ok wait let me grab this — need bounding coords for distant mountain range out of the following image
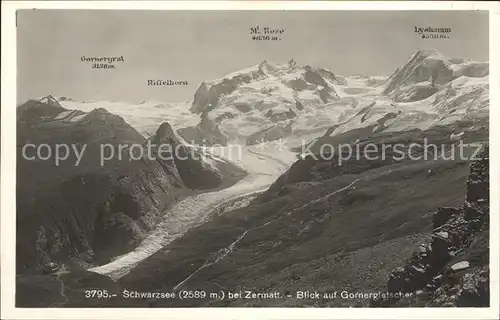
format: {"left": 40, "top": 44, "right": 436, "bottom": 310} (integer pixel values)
{"left": 174, "top": 49, "right": 488, "bottom": 149}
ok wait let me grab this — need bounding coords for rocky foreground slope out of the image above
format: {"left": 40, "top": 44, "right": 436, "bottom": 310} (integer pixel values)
{"left": 373, "top": 147, "right": 490, "bottom": 307}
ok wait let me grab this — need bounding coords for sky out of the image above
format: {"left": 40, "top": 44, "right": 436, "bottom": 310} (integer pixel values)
{"left": 17, "top": 10, "right": 489, "bottom": 104}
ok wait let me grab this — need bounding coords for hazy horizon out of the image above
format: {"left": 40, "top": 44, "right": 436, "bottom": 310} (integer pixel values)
{"left": 17, "top": 10, "right": 488, "bottom": 104}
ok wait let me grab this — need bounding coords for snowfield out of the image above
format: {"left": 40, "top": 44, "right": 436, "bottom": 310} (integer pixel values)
{"left": 60, "top": 99, "right": 199, "bottom": 137}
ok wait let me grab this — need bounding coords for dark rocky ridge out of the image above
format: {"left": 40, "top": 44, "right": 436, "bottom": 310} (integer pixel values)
{"left": 177, "top": 113, "right": 228, "bottom": 147}
{"left": 300, "top": 116, "right": 488, "bottom": 158}
{"left": 151, "top": 122, "right": 223, "bottom": 189}
{"left": 16, "top": 96, "right": 223, "bottom": 275}
{"left": 246, "top": 122, "right": 293, "bottom": 146}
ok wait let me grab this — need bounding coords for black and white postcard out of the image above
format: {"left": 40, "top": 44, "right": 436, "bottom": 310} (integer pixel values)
{"left": 1, "top": 2, "right": 499, "bottom": 319}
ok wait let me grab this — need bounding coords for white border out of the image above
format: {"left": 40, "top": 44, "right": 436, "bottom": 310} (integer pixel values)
{"left": 1, "top": 1, "right": 499, "bottom": 319}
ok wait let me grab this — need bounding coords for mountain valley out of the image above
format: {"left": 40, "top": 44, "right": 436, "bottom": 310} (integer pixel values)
{"left": 15, "top": 48, "right": 490, "bottom": 308}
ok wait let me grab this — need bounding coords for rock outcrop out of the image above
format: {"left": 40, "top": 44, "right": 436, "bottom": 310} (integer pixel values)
{"left": 316, "top": 67, "right": 348, "bottom": 86}
{"left": 151, "top": 122, "right": 222, "bottom": 190}
{"left": 177, "top": 113, "right": 228, "bottom": 146}
{"left": 17, "top": 95, "right": 66, "bottom": 125}
{"left": 264, "top": 108, "right": 297, "bottom": 123}
{"left": 245, "top": 122, "right": 293, "bottom": 146}
{"left": 372, "top": 146, "right": 490, "bottom": 307}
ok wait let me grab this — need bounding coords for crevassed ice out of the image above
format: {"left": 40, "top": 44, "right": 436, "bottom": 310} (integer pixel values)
{"left": 88, "top": 146, "right": 295, "bottom": 281}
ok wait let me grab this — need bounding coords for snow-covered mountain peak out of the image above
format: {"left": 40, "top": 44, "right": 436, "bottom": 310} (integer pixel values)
{"left": 413, "top": 47, "right": 443, "bottom": 59}
{"left": 383, "top": 49, "right": 488, "bottom": 102}
{"left": 258, "top": 60, "right": 275, "bottom": 73}
{"left": 39, "top": 95, "right": 63, "bottom": 108}
{"left": 190, "top": 60, "right": 347, "bottom": 115}
{"left": 181, "top": 49, "right": 488, "bottom": 148}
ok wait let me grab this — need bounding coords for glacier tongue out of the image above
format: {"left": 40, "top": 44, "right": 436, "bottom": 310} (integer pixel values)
{"left": 88, "top": 144, "right": 297, "bottom": 281}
